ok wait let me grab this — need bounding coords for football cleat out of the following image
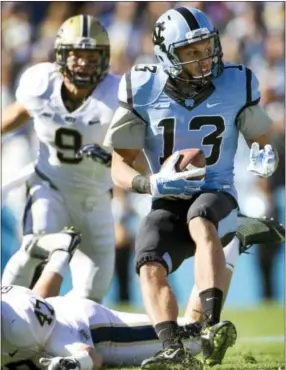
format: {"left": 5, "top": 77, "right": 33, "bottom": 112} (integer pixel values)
{"left": 201, "top": 320, "right": 237, "bottom": 366}
{"left": 39, "top": 356, "right": 80, "bottom": 370}
{"left": 183, "top": 322, "right": 202, "bottom": 338}
{"left": 22, "top": 227, "right": 82, "bottom": 261}
{"left": 237, "top": 214, "right": 285, "bottom": 254}
{"left": 141, "top": 346, "right": 203, "bottom": 370}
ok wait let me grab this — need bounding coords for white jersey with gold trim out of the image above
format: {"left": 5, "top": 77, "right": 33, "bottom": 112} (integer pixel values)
{"left": 2, "top": 286, "right": 201, "bottom": 369}
{"left": 16, "top": 62, "right": 120, "bottom": 196}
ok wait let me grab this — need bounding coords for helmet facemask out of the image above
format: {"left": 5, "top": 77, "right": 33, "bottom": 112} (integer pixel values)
{"left": 55, "top": 43, "right": 110, "bottom": 88}
{"left": 54, "top": 15, "right": 110, "bottom": 89}
{"left": 153, "top": 18, "right": 224, "bottom": 88}
{"left": 170, "top": 30, "right": 223, "bottom": 87}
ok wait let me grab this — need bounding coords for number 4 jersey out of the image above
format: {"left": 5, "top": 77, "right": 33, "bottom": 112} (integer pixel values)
{"left": 2, "top": 286, "right": 56, "bottom": 366}
{"left": 104, "top": 63, "right": 272, "bottom": 199}
{"left": 16, "top": 62, "right": 120, "bottom": 195}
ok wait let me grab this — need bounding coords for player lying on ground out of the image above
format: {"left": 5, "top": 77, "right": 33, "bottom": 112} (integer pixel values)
{"left": 2, "top": 217, "right": 284, "bottom": 370}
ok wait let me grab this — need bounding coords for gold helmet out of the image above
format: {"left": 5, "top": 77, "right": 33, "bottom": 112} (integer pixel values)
{"left": 55, "top": 14, "right": 110, "bottom": 87}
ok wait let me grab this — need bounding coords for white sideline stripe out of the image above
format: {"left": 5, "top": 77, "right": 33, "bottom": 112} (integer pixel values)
{"left": 239, "top": 336, "right": 284, "bottom": 343}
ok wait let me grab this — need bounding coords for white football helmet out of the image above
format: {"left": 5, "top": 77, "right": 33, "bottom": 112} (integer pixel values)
{"left": 153, "top": 7, "right": 223, "bottom": 84}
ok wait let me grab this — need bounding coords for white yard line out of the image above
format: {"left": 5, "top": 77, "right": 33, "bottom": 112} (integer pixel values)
{"left": 239, "top": 336, "right": 284, "bottom": 343}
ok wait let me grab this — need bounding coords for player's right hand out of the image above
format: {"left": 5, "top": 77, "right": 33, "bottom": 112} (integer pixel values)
{"left": 150, "top": 151, "right": 205, "bottom": 198}
{"left": 39, "top": 356, "right": 80, "bottom": 370}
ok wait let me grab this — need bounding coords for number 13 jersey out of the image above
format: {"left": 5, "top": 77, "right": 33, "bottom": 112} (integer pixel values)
{"left": 104, "top": 63, "right": 271, "bottom": 200}
{"left": 16, "top": 62, "right": 120, "bottom": 196}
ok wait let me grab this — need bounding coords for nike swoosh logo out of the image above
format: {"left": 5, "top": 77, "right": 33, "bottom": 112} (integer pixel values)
{"left": 88, "top": 120, "right": 100, "bottom": 125}
{"left": 207, "top": 102, "right": 220, "bottom": 108}
{"left": 157, "top": 328, "right": 168, "bottom": 337}
{"left": 9, "top": 350, "right": 18, "bottom": 357}
{"left": 206, "top": 297, "right": 219, "bottom": 301}
{"left": 164, "top": 348, "right": 181, "bottom": 359}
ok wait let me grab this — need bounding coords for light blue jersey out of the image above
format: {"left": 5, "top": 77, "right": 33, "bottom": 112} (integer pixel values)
{"left": 117, "top": 63, "right": 261, "bottom": 199}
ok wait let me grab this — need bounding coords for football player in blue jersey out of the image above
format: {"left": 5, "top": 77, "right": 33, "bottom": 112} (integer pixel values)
{"left": 104, "top": 6, "right": 279, "bottom": 369}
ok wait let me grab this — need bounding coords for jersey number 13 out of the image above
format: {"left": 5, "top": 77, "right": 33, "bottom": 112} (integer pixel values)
{"left": 159, "top": 116, "right": 225, "bottom": 166}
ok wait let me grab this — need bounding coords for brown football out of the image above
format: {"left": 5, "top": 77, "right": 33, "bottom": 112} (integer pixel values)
{"left": 162, "top": 149, "right": 206, "bottom": 180}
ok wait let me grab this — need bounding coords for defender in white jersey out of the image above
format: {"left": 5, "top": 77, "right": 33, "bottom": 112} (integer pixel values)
{"left": 2, "top": 15, "right": 120, "bottom": 301}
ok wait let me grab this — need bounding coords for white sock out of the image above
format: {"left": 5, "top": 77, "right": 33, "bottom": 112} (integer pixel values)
{"left": 224, "top": 236, "right": 240, "bottom": 272}
{"left": 44, "top": 250, "right": 70, "bottom": 278}
{"left": 2, "top": 250, "right": 42, "bottom": 286}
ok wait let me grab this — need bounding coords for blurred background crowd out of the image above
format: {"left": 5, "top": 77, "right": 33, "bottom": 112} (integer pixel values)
{"left": 1, "top": 1, "right": 285, "bottom": 307}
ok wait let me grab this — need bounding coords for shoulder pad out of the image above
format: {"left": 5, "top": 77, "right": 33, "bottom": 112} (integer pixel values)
{"left": 118, "top": 64, "right": 167, "bottom": 107}
{"left": 222, "top": 63, "right": 245, "bottom": 85}
{"left": 2, "top": 286, "right": 55, "bottom": 347}
{"left": 95, "top": 73, "right": 121, "bottom": 111}
{"left": 100, "top": 73, "right": 121, "bottom": 94}
{"left": 222, "top": 63, "right": 261, "bottom": 104}
{"left": 17, "top": 62, "right": 57, "bottom": 98}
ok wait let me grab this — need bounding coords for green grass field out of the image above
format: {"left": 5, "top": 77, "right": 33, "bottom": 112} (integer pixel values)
{"left": 103, "top": 304, "right": 284, "bottom": 370}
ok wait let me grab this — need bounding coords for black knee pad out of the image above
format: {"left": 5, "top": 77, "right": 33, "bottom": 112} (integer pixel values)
{"left": 135, "top": 210, "right": 176, "bottom": 275}
{"left": 187, "top": 205, "right": 218, "bottom": 228}
{"left": 135, "top": 254, "right": 169, "bottom": 275}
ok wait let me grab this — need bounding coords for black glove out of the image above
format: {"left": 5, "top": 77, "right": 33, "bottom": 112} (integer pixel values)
{"left": 76, "top": 144, "right": 112, "bottom": 167}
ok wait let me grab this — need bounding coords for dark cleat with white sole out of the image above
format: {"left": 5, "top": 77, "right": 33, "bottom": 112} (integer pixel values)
{"left": 141, "top": 346, "right": 203, "bottom": 370}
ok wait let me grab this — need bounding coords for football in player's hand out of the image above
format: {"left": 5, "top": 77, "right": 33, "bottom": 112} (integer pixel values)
{"left": 163, "top": 148, "right": 206, "bottom": 180}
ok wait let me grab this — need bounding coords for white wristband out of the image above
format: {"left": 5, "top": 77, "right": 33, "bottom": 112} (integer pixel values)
{"left": 72, "top": 351, "right": 94, "bottom": 370}
{"left": 45, "top": 250, "right": 70, "bottom": 278}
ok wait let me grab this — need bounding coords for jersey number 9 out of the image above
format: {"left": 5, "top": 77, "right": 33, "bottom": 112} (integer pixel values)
{"left": 55, "top": 128, "right": 83, "bottom": 164}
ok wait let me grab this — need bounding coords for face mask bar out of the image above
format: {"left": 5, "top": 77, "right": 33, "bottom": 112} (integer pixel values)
{"left": 56, "top": 45, "right": 110, "bottom": 88}
{"left": 167, "top": 31, "right": 223, "bottom": 85}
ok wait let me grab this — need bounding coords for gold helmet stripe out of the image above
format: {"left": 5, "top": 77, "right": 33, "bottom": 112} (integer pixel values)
{"left": 82, "top": 14, "right": 88, "bottom": 37}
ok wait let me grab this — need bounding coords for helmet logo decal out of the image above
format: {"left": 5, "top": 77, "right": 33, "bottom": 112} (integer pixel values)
{"left": 153, "top": 22, "right": 166, "bottom": 47}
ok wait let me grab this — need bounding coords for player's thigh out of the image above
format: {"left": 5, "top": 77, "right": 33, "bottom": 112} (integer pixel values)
{"left": 187, "top": 191, "right": 238, "bottom": 245}
{"left": 23, "top": 181, "right": 69, "bottom": 235}
{"left": 77, "top": 193, "right": 115, "bottom": 254}
{"left": 135, "top": 198, "right": 194, "bottom": 274}
{"left": 69, "top": 193, "right": 115, "bottom": 300}
{"left": 69, "top": 248, "right": 114, "bottom": 301}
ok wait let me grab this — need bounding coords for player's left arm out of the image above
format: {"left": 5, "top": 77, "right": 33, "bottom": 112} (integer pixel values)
{"left": 237, "top": 69, "right": 278, "bottom": 178}
{"left": 42, "top": 317, "right": 102, "bottom": 370}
